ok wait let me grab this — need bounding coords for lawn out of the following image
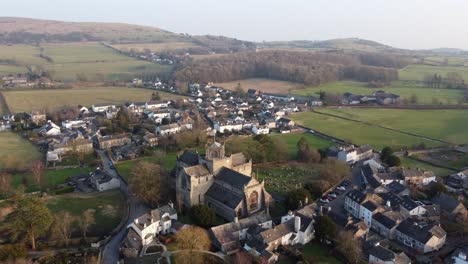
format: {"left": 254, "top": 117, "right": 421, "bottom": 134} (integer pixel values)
{"left": 400, "top": 157, "right": 455, "bottom": 177}
{"left": 292, "top": 81, "right": 465, "bottom": 105}
{"left": 46, "top": 190, "right": 125, "bottom": 237}
{"left": 115, "top": 151, "right": 178, "bottom": 180}
{"left": 270, "top": 133, "right": 334, "bottom": 159}
{"left": 11, "top": 167, "right": 94, "bottom": 193}
{"left": 0, "top": 132, "right": 41, "bottom": 170}
{"left": 291, "top": 111, "right": 442, "bottom": 150}
{"left": 3, "top": 86, "right": 182, "bottom": 113}
{"left": 300, "top": 241, "right": 341, "bottom": 264}
{"left": 216, "top": 78, "right": 302, "bottom": 94}
{"left": 399, "top": 64, "right": 468, "bottom": 82}
{"left": 0, "top": 43, "right": 173, "bottom": 82}
{"left": 316, "top": 108, "right": 468, "bottom": 145}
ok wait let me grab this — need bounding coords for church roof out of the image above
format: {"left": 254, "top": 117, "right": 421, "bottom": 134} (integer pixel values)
{"left": 206, "top": 183, "right": 244, "bottom": 209}
{"left": 184, "top": 164, "right": 210, "bottom": 178}
{"left": 231, "top": 152, "right": 248, "bottom": 166}
{"left": 178, "top": 150, "right": 200, "bottom": 166}
{"left": 216, "top": 167, "right": 252, "bottom": 189}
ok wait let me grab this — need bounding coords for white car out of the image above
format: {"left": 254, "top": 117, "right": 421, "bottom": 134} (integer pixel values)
{"left": 328, "top": 193, "right": 337, "bottom": 198}
{"left": 319, "top": 198, "right": 329, "bottom": 203}
{"left": 337, "top": 186, "right": 345, "bottom": 191}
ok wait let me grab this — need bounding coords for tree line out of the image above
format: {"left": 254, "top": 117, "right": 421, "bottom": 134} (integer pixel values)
{"left": 174, "top": 50, "right": 405, "bottom": 85}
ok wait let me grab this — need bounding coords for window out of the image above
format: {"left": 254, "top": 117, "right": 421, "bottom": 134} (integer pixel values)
{"left": 249, "top": 191, "right": 259, "bottom": 211}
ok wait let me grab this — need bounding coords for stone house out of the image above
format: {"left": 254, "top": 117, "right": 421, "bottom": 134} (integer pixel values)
{"left": 371, "top": 212, "right": 398, "bottom": 239}
{"left": 338, "top": 145, "right": 373, "bottom": 164}
{"left": 394, "top": 219, "right": 446, "bottom": 253}
{"left": 92, "top": 103, "right": 116, "bottom": 113}
{"left": 98, "top": 134, "right": 131, "bottom": 149}
{"left": 368, "top": 245, "right": 411, "bottom": 264}
{"left": 89, "top": 170, "right": 120, "bottom": 192}
{"left": 30, "top": 110, "right": 46, "bottom": 125}
{"left": 156, "top": 123, "right": 181, "bottom": 136}
{"left": 143, "top": 133, "right": 158, "bottom": 147}
{"left": 403, "top": 169, "right": 436, "bottom": 186}
{"left": 432, "top": 193, "right": 467, "bottom": 222}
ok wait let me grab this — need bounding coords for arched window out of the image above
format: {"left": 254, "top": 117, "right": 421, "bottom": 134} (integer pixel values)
{"left": 249, "top": 191, "right": 259, "bottom": 211}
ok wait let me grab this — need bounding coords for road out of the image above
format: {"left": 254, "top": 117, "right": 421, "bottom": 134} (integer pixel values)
{"left": 98, "top": 150, "right": 150, "bottom": 264}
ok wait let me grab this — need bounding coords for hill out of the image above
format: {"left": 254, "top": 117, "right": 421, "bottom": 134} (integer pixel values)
{"left": 261, "top": 38, "right": 406, "bottom": 53}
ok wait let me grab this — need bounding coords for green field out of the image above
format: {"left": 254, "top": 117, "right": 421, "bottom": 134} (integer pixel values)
{"left": 270, "top": 133, "right": 334, "bottom": 159}
{"left": 291, "top": 112, "right": 443, "bottom": 150}
{"left": 3, "top": 86, "right": 182, "bottom": 113}
{"left": 0, "top": 64, "right": 28, "bottom": 75}
{"left": 293, "top": 81, "right": 465, "bottom": 105}
{"left": 0, "top": 132, "right": 41, "bottom": 170}
{"left": 11, "top": 167, "right": 94, "bottom": 193}
{"left": 0, "top": 42, "right": 173, "bottom": 81}
{"left": 399, "top": 64, "right": 468, "bottom": 82}
{"left": 115, "top": 152, "right": 177, "bottom": 180}
{"left": 46, "top": 190, "right": 125, "bottom": 237}
{"left": 315, "top": 108, "right": 468, "bottom": 145}
{"left": 400, "top": 157, "right": 455, "bottom": 177}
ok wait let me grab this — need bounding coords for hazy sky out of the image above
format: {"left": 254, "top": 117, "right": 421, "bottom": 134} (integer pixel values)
{"left": 2, "top": 0, "right": 468, "bottom": 50}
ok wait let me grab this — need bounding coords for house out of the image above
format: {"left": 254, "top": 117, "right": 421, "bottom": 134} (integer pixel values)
{"left": 210, "top": 214, "right": 272, "bottom": 255}
{"left": 343, "top": 93, "right": 362, "bottom": 105}
{"left": 432, "top": 193, "right": 467, "bottom": 222}
{"left": 360, "top": 200, "right": 379, "bottom": 226}
{"left": 385, "top": 181, "right": 410, "bottom": 196}
{"left": 247, "top": 89, "right": 260, "bottom": 98}
{"left": 0, "top": 120, "right": 12, "bottom": 131}
{"left": 252, "top": 125, "right": 270, "bottom": 135}
{"left": 445, "top": 170, "right": 468, "bottom": 191}
{"left": 394, "top": 219, "right": 446, "bottom": 253}
{"left": 368, "top": 245, "right": 411, "bottom": 264}
{"left": 145, "top": 100, "right": 169, "bottom": 109}
{"left": 399, "top": 196, "right": 426, "bottom": 217}
{"left": 445, "top": 247, "right": 468, "bottom": 264}
{"left": 344, "top": 190, "right": 366, "bottom": 218}
{"left": 143, "top": 133, "right": 158, "bottom": 147}
{"left": 374, "top": 91, "right": 400, "bottom": 105}
{"left": 92, "top": 103, "right": 116, "bottom": 113}
{"left": 126, "top": 102, "right": 146, "bottom": 114}
{"left": 98, "top": 134, "right": 131, "bottom": 149}
{"left": 371, "top": 212, "right": 398, "bottom": 239}
{"left": 38, "top": 121, "right": 61, "bottom": 137}
{"left": 403, "top": 169, "right": 436, "bottom": 186}
{"left": 338, "top": 145, "right": 373, "bottom": 164}
{"left": 156, "top": 123, "right": 181, "bottom": 136}
{"left": 276, "top": 117, "right": 295, "bottom": 128}
{"left": 127, "top": 203, "right": 177, "bottom": 246}
{"left": 61, "top": 119, "right": 86, "bottom": 129}
{"left": 260, "top": 118, "right": 277, "bottom": 129}
{"left": 214, "top": 120, "right": 243, "bottom": 133}
{"left": 89, "top": 169, "right": 120, "bottom": 192}
{"left": 30, "top": 110, "right": 46, "bottom": 125}
{"left": 50, "top": 139, "right": 94, "bottom": 154}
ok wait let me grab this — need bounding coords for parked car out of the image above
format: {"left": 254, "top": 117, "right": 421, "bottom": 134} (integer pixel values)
{"left": 337, "top": 186, "right": 346, "bottom": 191}
{"left": 319, "top": 198, "right": 329, "bottom": 203}
{"left": 328, "top": 193, "right": 337, "bottom": 198}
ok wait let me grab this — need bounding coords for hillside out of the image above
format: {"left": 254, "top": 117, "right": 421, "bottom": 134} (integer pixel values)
{"left": 261, "top": 38, "right": 407, "bottom": 53}
{"left": 0, "top": 17, "right": 256, "bottom": 52}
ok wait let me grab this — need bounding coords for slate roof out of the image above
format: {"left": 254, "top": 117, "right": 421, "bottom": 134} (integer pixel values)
{"left": 361, "top": 200, "right": 378, "bottom": 212}
{"left": 206, "top": 183, "right": 244, "bottom": 209}
{"left": 178, "top": 150, "right": 200, "bottom": 166}
{"left": 216, "top": 167, "right": 252, "bottom": 189}
{"left": 378, "top": 192, "right": 404, "bottom": 208}
{"left": 386, "top": 181, "right": 407, "bottom": 194}
{"left": 369, "top": 245, "right": 396, "bottom": 261}
{"left": 400, "top": 196, "right": 419, "bottom": 211}
{"left": 373, "top": 212, "right": 397, "bottom": 229}
{"left": 260, "top": 219, "right": 295, "bottom": 243}
{"left": 432, "top": 193, "right": 463, "bottom": 213}
{"left": 396, "top": 219, "right": 446, "bottom": 244}
{"left": 346, "top": 189, "right": 366, "bottom": 204}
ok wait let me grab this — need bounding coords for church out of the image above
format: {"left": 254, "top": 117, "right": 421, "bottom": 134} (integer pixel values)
{"left": 174, "top": 141, "right": 272, "bottom": 221}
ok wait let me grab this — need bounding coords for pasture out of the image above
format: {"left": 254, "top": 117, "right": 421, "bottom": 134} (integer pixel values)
{"left": 3, "top": 86, "right": 182, "bottom": 113}
{"left": 0, "top": 65, "right": 28, "bottom": 75}
{"left": 216, "top": 78, "right": 302, "bottom": 94}
{"left": 0, "top": 42, "right": 173, "bottom": 82}
{"left": 291, "top": 112, "right": 443, "bottom": 150}
{"left": 110, "top": 42, "right": 198, "bottom": 53}
{"left": 400, "top": 157, "right": 455, "bottom": 177}
{"left": 270, "top": 132, "right": 334, "bottom": 159}
{"left": 293, "top": 81, "right": 465, "bottom": 105}
{"left": 46, "top": 190, "right": 125, "bottom": 237}
{"left": 0, "top": 132, "right": 41, "bottom": 170}
{"left": 316, "top": 108, "right": 468, "bottom": 145}
{"left": 399, "top": 64, "right": 468, "bottom": 82}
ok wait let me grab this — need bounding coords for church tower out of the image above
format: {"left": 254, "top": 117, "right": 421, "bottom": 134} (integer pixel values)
{"left": 206, "top": 141, "right": 225, "bottom": 160}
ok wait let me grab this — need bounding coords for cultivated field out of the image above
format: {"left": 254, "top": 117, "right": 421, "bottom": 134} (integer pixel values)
{"left": 291, "top": 112, "right": 443, "bottom": 150}
{"left": 316, "top": 108, "right": 468, "bottom": 145}
{"left": 3, "top": 87, "right": 182, "bottom": 113}
{"left": 216, "top": 78, "right": 302, "bottom": 94}
{"left": 0, "top": 132, "right": 41, "bottom": 170}
{"left": 0, "top": 42, "right": 173, "bottom": 81}
{"left": 293, "top": 81, "right": 466, "bottom": 105}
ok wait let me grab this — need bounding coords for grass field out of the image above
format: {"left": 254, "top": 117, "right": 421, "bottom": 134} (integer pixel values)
{"left": 0, "top": 42, "right": 173, "bottom": 82}
{"left": 115, "top": 152, "right": 177, "bottom": 180}
{"left": 423, "top": 56, "right": 467, "bottom": 66}
{"left": 110, "top": 42, "right": 198, "bottom": 53}
{"left": 293, "top": 81, "right": 465, "bottom": 105}
{"left": 216, "top": 78, "right": 302, "bottom": 94}
{"left": 0, "top": 64, "right": 28, "bottom": 75}
{"left": 399, "top": 64, "right": 468, "bottom": 82}
{"left": 3, "top": 87, "right": 182, "bottom": 113}
{"left": 400, "top": 157, "right": 455, "bottom": 177}
{"left": 316, "top": 108, "right": 468, "bottom": 145}
{"left": 412, "top": 150, "right": 468, "bottom": 171}
{"left": 46, "top": 190, "right": 124, "bottom": 237}
{"left": 291, "top": 112, "right": 443, "bottom": 150}
{"left": 11, "top": 167, "right": 94, "bottom": 193}
{"left": 270, "top": 133, "right": 334, "bottom": 159}
{"left": 0, "top": 132, "right": 41, "bottom": 170}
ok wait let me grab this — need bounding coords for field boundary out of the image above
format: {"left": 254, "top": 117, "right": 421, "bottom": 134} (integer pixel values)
{"left": 323, "top": 104, "right": 468, "bottom": 110}
{"left": 405, "top": 156, "right": 458, "bottom": 174}
{"left": 0, "top": 91, "right": 11, "bottom": 114}
{"left": 312, "top": 109, "right": 453, "bottom": 145}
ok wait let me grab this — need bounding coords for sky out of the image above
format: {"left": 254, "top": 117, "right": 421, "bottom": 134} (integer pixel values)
{"left": 2, "top": 0, "right": 468, "bottom": 50}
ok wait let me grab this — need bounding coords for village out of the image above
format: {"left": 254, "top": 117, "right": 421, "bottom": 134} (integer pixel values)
{"left": 0, "top": 75, "right": 466, "bottom": 264}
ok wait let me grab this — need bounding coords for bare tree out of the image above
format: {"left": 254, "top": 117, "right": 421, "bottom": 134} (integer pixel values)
{"left": 30, "top": 160, "right": 45, "bottom": 188}
{"left": 79, "top": 209, "right": 95, "bottom": 241}
{"left": 52, "top": 211, "right": 75, "bottom": 247}
{"left": 128, "top": 161, "right": 165, "bottom": 207}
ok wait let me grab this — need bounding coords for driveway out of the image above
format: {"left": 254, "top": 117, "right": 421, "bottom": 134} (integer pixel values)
{"left": 98, "top": 150, "right": 150, "bottom": 264}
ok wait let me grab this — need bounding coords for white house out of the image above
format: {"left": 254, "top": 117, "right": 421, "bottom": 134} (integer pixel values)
{"left": 338, "top": 145, "right": 373, "bottom": 164}
{"left": 145, "top": 100, "right": 170, "bottom": 110}
{"left": 344, "top": 190, "right": 366, "bottom": 218}
{"left": 359, "top": 200, "right": 379, "bottom": 226}
{"left": 252, "top": 125, "right": 270, "bottom": 135}
{"left": 61, "top": 120, "right": 86, "bottom": 129}
{"left": 38, "top": 121, "right": 61, "bottom": 137}
{"left": 89, "top": 170, "right": 120, "bottom": 192}
{"left": 214, "top": 121, "right": 243, "bottom": 133}
{"left": 92, "top": 103, "right": 116, "bottom": 113}
{"left": 127, "top": 203, "right": 177, "bottom": 246}
{"left": 156, "top": 123, "right": 181, "bottom": 136}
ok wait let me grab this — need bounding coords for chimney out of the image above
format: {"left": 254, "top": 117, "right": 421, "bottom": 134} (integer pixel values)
{"left": 234, "top": 216, "right": 239, "bottom": 223}
{"left": 294, "top": 216, "right": 301, "bottom": 233}
{"left": 168, "top": 201, "right": 174, "bottom": 209}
